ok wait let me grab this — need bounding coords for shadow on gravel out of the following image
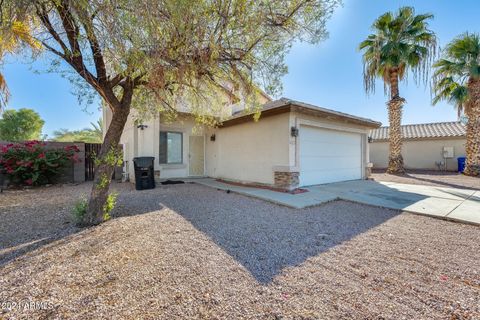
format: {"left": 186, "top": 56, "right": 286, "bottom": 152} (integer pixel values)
{"left": 0, "top": 183, "right": 163, "bottom": 266}
{"left": 0, "top": 204, "right": 82, "bottom": 266}
{"left": 157, "top": 183, "right": 403, "bottom": 284}
{"left": 1, "top": 182, "right": 423, "bottom": 284}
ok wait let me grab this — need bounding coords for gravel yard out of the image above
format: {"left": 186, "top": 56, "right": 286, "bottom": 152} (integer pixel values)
{"left": 371, "top": 170, "right": 480, "bottom": 190}
{"left": 1, "top": 182, "right": 479, "bottom": 319}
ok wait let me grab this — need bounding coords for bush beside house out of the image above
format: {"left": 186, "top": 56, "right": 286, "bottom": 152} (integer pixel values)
{"left": 0, "top": 140, "right": 80, "bottom": 186}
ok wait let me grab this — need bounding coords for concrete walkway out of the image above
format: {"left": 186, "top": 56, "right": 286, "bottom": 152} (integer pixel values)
{"left": 191, "top": 178, "right": 480, "bottom": 225}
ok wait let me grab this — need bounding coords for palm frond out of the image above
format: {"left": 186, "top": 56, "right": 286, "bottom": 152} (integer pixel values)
{"left": 0, "top": 17, "right": 42, "bottom": 111}
{"left": 90, "top": 118, "right": 104, "bottom": 136}
{"left": 0, "top": 73, "right": 10, "bottom": 111}
{"left": 358, "top": 6, "right": 437, "bottom": 95}
{"left": 432, "top": 74, "right": 468, "bottom": 116}
{"left": 432, "top": 33, "right": 480, "bottom": 115}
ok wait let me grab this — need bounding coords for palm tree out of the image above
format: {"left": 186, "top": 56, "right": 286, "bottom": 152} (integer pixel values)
{"left": 52, "top": 118, "right": 104, "bottom": 143}
{"left": 359, "top": 7, "right": 437, "bottom": 173}
{"left": 433, "top": 33, "right": 480, "bottom": 176}
{"left": 91, "top": 118, "right": 104, "bottom": 138}
{"left": 0, "top": 18, "right": 41, "bottom": 109}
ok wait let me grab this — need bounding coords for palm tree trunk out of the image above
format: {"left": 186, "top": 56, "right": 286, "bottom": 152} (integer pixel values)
{"left": 387, "top": 69, "right": 405, "bottom": 174}
{"left": 464, "top": 79, "right": 480, "bottom": 176}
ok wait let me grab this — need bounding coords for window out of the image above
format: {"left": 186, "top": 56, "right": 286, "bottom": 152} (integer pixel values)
{"left": 159, "top": 131, "right": 183, "bottom": 164}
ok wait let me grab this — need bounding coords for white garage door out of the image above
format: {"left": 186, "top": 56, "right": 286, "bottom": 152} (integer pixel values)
{"left": 299, "top": 126, "right": 362, "bottom": 186}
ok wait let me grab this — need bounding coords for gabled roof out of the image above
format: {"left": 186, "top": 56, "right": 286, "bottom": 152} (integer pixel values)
{"left": 222, "top": 98, "right": 382, "bottom": 128}
{"left": 370, "top": 121, "right": 466, "bottom": 141}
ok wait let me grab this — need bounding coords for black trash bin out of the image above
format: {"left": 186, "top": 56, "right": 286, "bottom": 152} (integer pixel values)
{"left": 133, "top": 157, "right": 155, "bottom": 190}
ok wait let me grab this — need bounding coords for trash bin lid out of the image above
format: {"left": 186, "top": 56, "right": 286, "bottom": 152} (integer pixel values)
{"left": 133, "top": 157, "right": 155, "bottom": 167}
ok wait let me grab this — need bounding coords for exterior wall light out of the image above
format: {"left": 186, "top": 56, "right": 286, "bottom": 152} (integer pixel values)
{"left": 368, "top": 136, "right": 373, "bottom": 143}
{"left": 291, "top": 126, "right": 299, "bottom": 137}
{"left": 137, "top": 124, "right": 148, "bottom": 130}
{"left": 210, "top": 134, "right": 216, "bottom": 141}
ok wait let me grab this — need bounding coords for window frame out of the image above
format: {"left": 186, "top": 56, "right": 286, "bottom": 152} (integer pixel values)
{"left": 159, "top": 131, "right": 183, "bottom": 165}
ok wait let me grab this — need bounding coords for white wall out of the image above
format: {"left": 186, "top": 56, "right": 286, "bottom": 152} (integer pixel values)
{"left": 119, "top": 112, "right": 139, "bottom": 179}
{"left": 206, "top": 113, "right": 290, "bottom": 185}
{"left": 112, "top": 103, "right": 375, "bottom": 185}
{"left": 102, "top": 104, "right": 112, "bottom": 140}
{"left": 104, "top": 89, "right": 270, "bottom": 181}
{"left": 157, "top": 116, "right": 205, "bottom": 179}
{"left": 369, "top": 138, "right": 466, "bottom": 171}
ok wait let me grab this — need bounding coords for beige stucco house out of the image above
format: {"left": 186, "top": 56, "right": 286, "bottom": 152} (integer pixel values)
{"left": 369, "top": 122, "right": 466, "bottom": 171}
{"left": 104, "top": 97, "right": 381, "bottom": 190}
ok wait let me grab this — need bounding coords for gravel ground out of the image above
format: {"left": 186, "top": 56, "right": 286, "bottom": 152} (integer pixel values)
{"left": 1, "top": 182, "right": 479, "bottom": 319}
{"left": 371, "top": 170, "right": 480, "bottom": 190}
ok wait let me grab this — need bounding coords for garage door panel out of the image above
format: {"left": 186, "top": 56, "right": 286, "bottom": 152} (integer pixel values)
{"left": 299, "top": 126, "right": 362, "bottom": 186}
{"left": 302, "top": 129, "right": 361, "bottom": 143}
{"left": 301, "top": 142, "right": 360, "bottom": 157}
{"left": 301, "top": 136, "right": 361, "bottom": 146}
{"left": 301, "top": 169, "right": 361, "bottom": 186}
{"left": 301, "top": 167, "right": 362, "bottom": 175}
{"left": 301, "top": 145, "right": 360, "bottom": 158}
{"left": 301, "top": 156, "right": 361, "bottom": 169}
{"left": 314, "top": 146, "right": 360, "bottom": 158}
{"left": 302, "top": 167, "right": 361, "bottom": 176}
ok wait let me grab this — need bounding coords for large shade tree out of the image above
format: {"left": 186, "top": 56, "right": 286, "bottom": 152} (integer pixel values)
{"left": 0, "top": 107, "right": 44, "bottom": 141}
{"left": 432, "top": 33, "right": 480, "bottom": 176}
{"left": 6, "top": 0, "right": 340, "bottom": 225}
{"left": 359, "top": 6, "right": 437, "bottom": 173}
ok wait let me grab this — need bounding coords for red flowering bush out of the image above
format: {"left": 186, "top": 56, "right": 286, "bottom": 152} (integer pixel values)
{"left": 0, "top": 141, "right": 80, "bottom": 186}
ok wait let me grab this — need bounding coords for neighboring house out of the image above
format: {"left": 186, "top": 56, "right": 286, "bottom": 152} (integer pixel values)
{"left": 369, "top": 121, "right": 466, "bottom": 171}
{"left": 104, "top": 97, "right": 380, "bottom": 190}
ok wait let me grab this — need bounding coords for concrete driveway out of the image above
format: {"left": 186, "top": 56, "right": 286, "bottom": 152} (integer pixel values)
{"left": 194, "top": 178, "right": 480, "bottom": 225}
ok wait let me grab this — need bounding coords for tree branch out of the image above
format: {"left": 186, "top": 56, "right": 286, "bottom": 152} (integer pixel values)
{"left": 133, "top": 74, "right": 148, "bottom": 87}
{"left": 77, "top": 7, "right": 107, "bottom": 83}
{"left": 53, "top": 0, "right": 99, "bottom": 89}
{"left": 40, "top": 41, "right": 66, "bottom": 59}
{"left": 119, "top": 78, "right": 134, "bottom": 107}
{"left": 35, "top": 3, "right": 71, "bottom": 57}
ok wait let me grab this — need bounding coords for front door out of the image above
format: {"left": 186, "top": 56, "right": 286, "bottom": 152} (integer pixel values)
{"left": 189, "top": 135, "right": 205, "bottom": 176}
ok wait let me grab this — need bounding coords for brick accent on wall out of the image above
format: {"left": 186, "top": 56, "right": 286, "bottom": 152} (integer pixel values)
{"left": 274, "top": 171, "right": 299, "bottom": 190}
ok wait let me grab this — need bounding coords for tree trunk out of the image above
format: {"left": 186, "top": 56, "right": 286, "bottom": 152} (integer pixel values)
{"left": 82, "top": 102, "right": 131, "bottom": 226}
{"left": 386, "top": 69, "right": 405, "bottom": 174}
{"left": 464, "top": 78, "right": 480, "bottom": 176}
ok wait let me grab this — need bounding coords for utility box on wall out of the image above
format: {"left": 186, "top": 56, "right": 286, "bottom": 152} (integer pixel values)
{"left": 443, "top": 146, "right": 454, "bottom": 159}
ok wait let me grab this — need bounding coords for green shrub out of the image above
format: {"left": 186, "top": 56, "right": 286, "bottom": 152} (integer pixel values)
{"left": 72, "top": 196, "right": 88, "bottom": 225}
{"left": 0, "top": 141, "right": 80, "bottom": 186}
{"left": 72, "top": 193, "right": 117, "bottom": 225}
{"left": 102, "top": 192, "right": 118, "bottom": 222}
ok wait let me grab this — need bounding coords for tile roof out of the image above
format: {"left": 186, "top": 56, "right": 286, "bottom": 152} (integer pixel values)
{"left": 370, "top": 121, "right": 466, "bottom": 141}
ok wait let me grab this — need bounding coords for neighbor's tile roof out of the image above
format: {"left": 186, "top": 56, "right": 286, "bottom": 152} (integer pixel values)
{"left": 370, "top": 121, "right": 466, "bottom": 141}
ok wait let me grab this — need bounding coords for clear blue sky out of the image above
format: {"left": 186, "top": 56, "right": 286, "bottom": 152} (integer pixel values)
{"left": 3, "top": 0, "right": 479, "bottom": 137}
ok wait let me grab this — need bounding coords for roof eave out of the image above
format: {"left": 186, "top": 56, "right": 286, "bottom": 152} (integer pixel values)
{"left": 220, "top": 103, "right": 291, "bottom": 127}
{"left": 220, "top": 100, "right": 382, "bottom": 128}
{"left": 290, "top": 104, "right": 381, "bottom": 128}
